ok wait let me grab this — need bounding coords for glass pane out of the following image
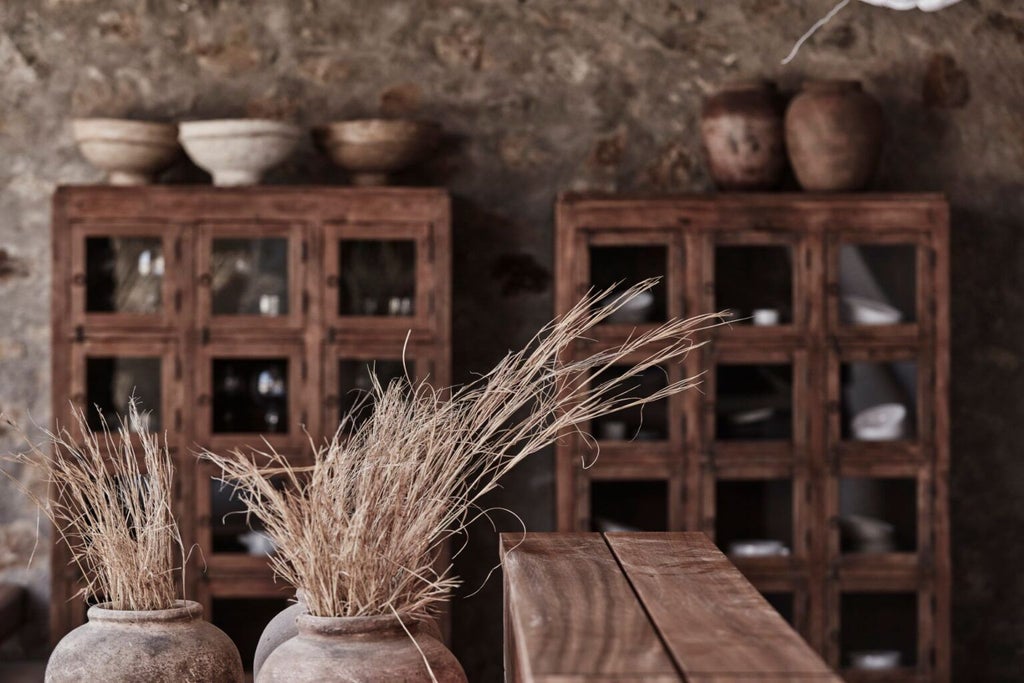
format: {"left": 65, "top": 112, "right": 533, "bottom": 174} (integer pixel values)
{"left": 338, "top": 359, "right": 413, "bottom": 430}
{"left": 592, "top": 365, "right": 669, "bottom": 441}
{"left": 212, "top": 598, "right": 291, "bottom": 673}
{"left": 840, "top": 478, "right": 916, "bottom": 554}
{"left": 211, "top": 238, "right": 289, "bottom": 316}
{"left": 716, "top": 479, "right": 792, "bottom": 557}
{"left": 339, "top": 240, "right": 416, "bottom": 316}
{"left": 589, "top": 246, "right": 668, "bottom": 323}
{"left": 85, "top": 356, "right": 161, "bottom": 431}
{"left": 841, "top": 361, "right": 917, "bottom": 441}
{"left": 590, "top": 480, "right": 668, "bottom": 532}
{"left": 209, "top": 476, "right": 285, "bottom": 555}
{"left": 839, "top": 244, "right": 916, "bottom": 325}
{"left": 85, "top": 237, "right": 164, "bottom": 314}
{"left": 715, "top": 245, "right": 792, "bottom": 326}
{"left": 716, "top": 364, "right": 792, "bottom": 440}
{"left": 841, "top": 593, "right": 917, "bottom": 670}
{"left": 212, "top": 358, "right": 289, "bottom": 434}
{"left": 762, "top": 592, "right": 795, "bottom": 626}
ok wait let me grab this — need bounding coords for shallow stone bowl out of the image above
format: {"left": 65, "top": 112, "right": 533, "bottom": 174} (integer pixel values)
{"left": 314, "top": 119, "right": 441, "bottom": 186}
{"left": 179, "top": 119, "right": 301, "bottom": 186}
{"left": 72, "top": 118, "right": 180, "bottom": 185}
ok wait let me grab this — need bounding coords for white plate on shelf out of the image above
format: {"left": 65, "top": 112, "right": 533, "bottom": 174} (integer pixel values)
{"left": 842, "top": 296, "right": 903, "bottom": 325}
{"left": 851, "top": 403, "right": 907, "bottom": 441}
{"left": 728, "top": 539, "right": 790, "bottom": 558}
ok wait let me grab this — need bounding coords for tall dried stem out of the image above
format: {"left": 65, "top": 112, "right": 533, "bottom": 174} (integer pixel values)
{"left": 2, "top": 398, "right": 182, "bottom": 611}
{"left": 205, "top": 281, "right": 720, "bottom": 620}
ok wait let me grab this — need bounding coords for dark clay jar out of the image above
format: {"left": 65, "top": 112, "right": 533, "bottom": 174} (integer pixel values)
{"left": 700, "top": 80, "right": 787, "bottom": 191}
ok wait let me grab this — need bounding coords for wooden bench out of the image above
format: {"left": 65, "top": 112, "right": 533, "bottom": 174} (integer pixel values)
{"left": 501, "top": 532, "right": 840, "bottom": 683}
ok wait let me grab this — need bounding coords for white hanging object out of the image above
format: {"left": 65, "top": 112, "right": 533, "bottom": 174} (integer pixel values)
{"left": 782, "top": 0, "right": 963, "bottom": 64}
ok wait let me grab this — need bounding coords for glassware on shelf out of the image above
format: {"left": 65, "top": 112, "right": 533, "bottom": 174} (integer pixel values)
{"left": 589, "top": 246, "right": 668, "bottom": 323}
{"left": 85, "top": 356, "right": 162, "bottom": 431}
{"left": 716, "top": 364, "right": 793, "bottom": 440}
{"left": 849, "top": 650, "right": 901, "bottom": 671}
{"left": 211, "top": 238, "right": 289, "bottom": 317}
{"left": 842, "top": 361, "right": 916, "bottom": 441}
{"left": 212, "top": 358, "right": 289, "bottom": 434}
{"left": 727, "top": 539, "right": 791, "bottom": 558}
{"left": 86, "top": 237, "right": 164, "bottom": 314}
{"left": 591, "top": 365, "right": 669, "bottom": 441}
{"left": 339, "top": 240, "right": 416, "bottom": 317}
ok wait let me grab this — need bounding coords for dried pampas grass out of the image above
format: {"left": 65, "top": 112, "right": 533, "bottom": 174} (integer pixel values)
{"left": 2, "top": 399, "right": 182, "bottom": 611}
{"left": 205, "top": 281, "right": 719, "bottom": 621}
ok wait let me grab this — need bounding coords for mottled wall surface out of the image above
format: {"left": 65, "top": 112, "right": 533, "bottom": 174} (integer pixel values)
{"left": 0, "top": 0, "right": 1022, "bottom": 679}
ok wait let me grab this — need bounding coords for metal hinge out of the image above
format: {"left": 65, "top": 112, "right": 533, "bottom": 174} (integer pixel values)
{"left": 74, "top": 325, "right": 84, "bottom": 342}
{"left": 302, "top": 290, "right": 310, "bottom": 314}
{"left": 200, "top": 327, "right": 210, "bottom": 345}
{"left": 301, "top": 240, "right": 309, "bottom": 262}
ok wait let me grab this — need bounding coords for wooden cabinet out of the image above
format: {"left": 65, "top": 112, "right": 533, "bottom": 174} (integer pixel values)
{"left": 555, "top": 193, "right": 950, "bottom": 682}
{"left": 50, "top": 186, "right": 451, "bottom": 669}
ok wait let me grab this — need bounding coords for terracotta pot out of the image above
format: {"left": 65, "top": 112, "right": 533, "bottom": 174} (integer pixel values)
{"left": 45, "top": 600, "right": 243, "bottom": 682}
{"left": 784, "top": 80, "right": 884, "bottom": 191}
{"left": 258, "top": 614, "right": 465, "bottom": 682}
{"left": 700, "top": 81, "right": 786, "bottom": 191}
{"left": 253, "top": 593, "right": 446, "bottom": 677}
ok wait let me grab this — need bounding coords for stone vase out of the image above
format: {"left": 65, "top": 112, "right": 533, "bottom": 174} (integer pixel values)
{"left": 258, "top": 614, "right": 466, "bottom": 683}
{"left": 700, "top": 81, "right": 786, "bottom": 191}
{"left": 45, "top": 600, "right": 243, "bottom": 683}
{"left": 784, "top": 80, "right": 884, "bottom": 192}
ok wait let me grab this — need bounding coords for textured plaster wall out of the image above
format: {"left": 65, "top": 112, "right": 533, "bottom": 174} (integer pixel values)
{"left": 0, "top": 0, "right": 1022, "bottom": 679}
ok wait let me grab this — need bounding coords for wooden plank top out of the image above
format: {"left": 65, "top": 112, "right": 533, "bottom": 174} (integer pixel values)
{"left": 500, "top": 533, "right": 681, "bottom": 682}
{"left": 502, "top": 532, "right": 839, "bottom": 683}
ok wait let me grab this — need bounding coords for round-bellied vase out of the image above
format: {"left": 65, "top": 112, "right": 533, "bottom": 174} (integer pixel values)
{"left": 45, "top": 600, "right": 243, "bottom": 682}
{"left": 784, "top": 79, "right": 884, "bottom": 191}
{"left": 700, "top": 80, "right": 786, "bottom": 190}
{"left": 253, "top": 591, "right": 307, "bottom": 679}
{"left": 257, "top": 614, "right": 466, "bottom": 682}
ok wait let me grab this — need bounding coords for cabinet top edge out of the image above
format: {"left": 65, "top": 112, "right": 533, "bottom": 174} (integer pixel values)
{"left": 55, "top": 185, "right": 450, "bottom": 197}
{"left": 558, "top": 191, "right": 948, "bottom": 206}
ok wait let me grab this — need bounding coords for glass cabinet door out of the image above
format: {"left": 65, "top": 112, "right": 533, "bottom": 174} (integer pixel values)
{"left": 68, "top": 340, "right": 179, "bottom": 444}
{"left": 324, "top": 223, "right": 435, "bottom": 337}
{"left": 707, "top": 232, "right": 807, "bottom": 336}
{"left": 196, "top": 224, "right": 303, "bottom": 332}
{"left": 70, "top": 222, "right": 180, "bottom": 328}
{"left": 196, "top": 344, "right": 306, "bottom": 450}
{"left": 828, "top": 234, "right": 926, "bottom": 337}
{"left": 584, "top": 231, "right": 682, "bottom": 331}
{"left": 323, "top": 344, "right": 436, "bottom": 434}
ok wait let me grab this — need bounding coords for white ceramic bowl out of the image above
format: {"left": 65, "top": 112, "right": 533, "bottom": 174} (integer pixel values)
{"left": 850, "top": 650, "right": 901, "bottom": 670}
{"left": 728, "top": 539, "right": 790, "bottom": 558}
{"left": 314, "top": 119, "right": 440, "bottom": 186}
{"left": 179, "top": 119, "right": 301, "bottom": 186}
{"left": 604, "top": 290, "right": 655, "bottom": 324}
{"left": 843, "top": 295, "right": 903, "bottom": 325}
{"left": 72, "top": 118, "right": 180, "bottom": 185}
{"left": 851, "top": 403, "right": 907, "bottom": 441}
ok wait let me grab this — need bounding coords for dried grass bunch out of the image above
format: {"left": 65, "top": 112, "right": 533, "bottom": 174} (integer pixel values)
{"left": 2, "top": 399, "right": 182, "bottom": 611}
{"left": 205, "top": 281, "right": 719, "bottom": 621}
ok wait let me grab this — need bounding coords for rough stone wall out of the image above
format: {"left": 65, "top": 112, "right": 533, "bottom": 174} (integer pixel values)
{"left": 0, "top": 0, "right": 1022, "bottom": 678}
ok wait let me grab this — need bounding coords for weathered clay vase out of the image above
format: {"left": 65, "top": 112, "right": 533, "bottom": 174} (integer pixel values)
{"left": 253, "top": 593, "right": 445, "bottom": 677}
{"left": 700, "top": 81, "right": 786, "bottom": 190}
{"left": 784, "top": 80, "right": 884, "bottom": 191}
{"left": 253, "top": 592, "right": 307, "bottom": 679}
{"left": 258, "top": 614, "right": 466, "bottom": 682}
{"left": 45, "top": 600, "right": 243, "bottom": 682}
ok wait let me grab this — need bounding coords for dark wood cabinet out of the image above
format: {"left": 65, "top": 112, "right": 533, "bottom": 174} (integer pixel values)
{"left": 555, "top": 193, "right": 950, "bottom": 682}
{"left": 50, "top": 186, "right": 451, "bottom": 668}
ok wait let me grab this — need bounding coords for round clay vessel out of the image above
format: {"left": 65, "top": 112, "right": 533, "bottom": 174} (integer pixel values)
{"left": 45, "top": 600, "right": 243, "bottom": 683}
{"left": 253, "top": 593, "right": 444, "bottom": 677}
{"left": 314, "top": 119, "right": 441, "bottom": 186}
{"left": 253, "top": 591, "right": 307, "bottom": 679}
{"left": 700, "top": 81, "right": 786, "bottom": 190}
{"left": 258, "top": 614, "right": 465, "bottom": 683}
{"left": 784, "top": 80, "right": 884, "bottom": 191}
{"left": 179, "top": 119, "right": 301, "bottom": 186}
{"left": 72, "top": 118, "right": 180, "bottom": 185}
